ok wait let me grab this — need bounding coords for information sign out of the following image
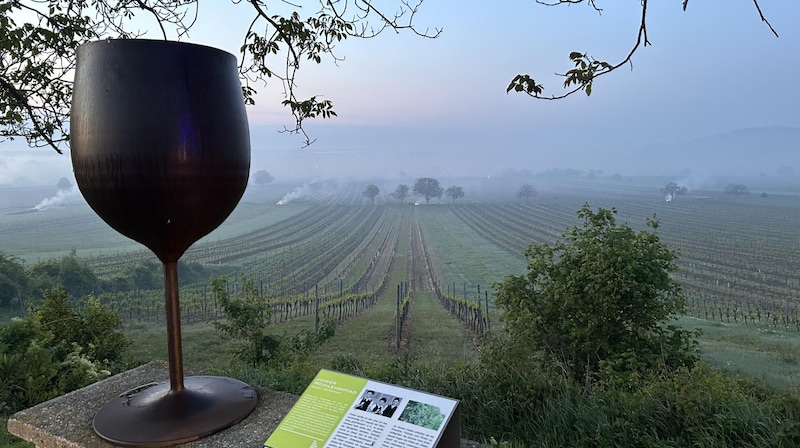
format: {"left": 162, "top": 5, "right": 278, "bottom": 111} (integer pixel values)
{"left": 264, "top": 369, "right": 460, "bottom": 448}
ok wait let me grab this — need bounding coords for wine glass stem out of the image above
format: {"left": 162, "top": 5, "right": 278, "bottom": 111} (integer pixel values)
{"left": 163, "top": 260, "right": 185, "bottom": 392}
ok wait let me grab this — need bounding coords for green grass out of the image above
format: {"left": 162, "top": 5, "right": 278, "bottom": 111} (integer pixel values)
{"left": 1, "top": 205, "right": 140, "bottom": 264}
{"left": 406, "top": 291, "right": 477, "bottom": 363}
{"left": 308, "top": 208, "right": 412, "bottom": 365}
{"left": 674, "top": 315, "right": 800, "bottom": 390}
{"left": 124, "top": 320, "right": 235, "bottom": 372}
{"left": 416, "top": 205, "right": 526, "bottom": 305}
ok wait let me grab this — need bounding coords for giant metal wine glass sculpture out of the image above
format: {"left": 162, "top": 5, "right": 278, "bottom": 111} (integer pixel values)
{"left": 71, "top": 40, "right": 256, "bottom": 446}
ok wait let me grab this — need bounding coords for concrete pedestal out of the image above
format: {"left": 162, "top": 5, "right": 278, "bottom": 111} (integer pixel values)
{"left": 8, "top": 362, "right": 487, "bottom": 448}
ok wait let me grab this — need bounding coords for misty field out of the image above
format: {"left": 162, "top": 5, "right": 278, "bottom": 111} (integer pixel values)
{"left": 3, "top": 177, "right": 800, "bottom": 391}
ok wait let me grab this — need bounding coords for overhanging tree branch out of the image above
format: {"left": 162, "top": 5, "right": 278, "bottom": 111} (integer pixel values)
{"left": 508, "top": 0, "right": 778, "bottom": 100}
{"left": 1, "top": 0, "right": 439, "bottom": 152}
{"left": 750, "top": 0, "right": 778, "bottom": 37}
{"left": 0, "top": 0, "right": 779, "bottom": 152}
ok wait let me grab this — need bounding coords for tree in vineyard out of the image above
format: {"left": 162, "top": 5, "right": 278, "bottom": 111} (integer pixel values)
{"left": 211, "top": 275, "right": 279, "bottom": 367}
{"left": 56, "top": 177, "right": 72, "bottom": 190}
{"left": 724, "top": 183, "right": 750, "bottom": 195}
{"left": 390, "top": 184, "right": 410, "bottom": 204}
{"left": 661, "top": 182, "right": 688, "bottom": 201}
{"left": 26, "top": 250, "right": 98, "bottom": 298}
{"left": 362, "top": 184, "right": 380, "bottom": 204}
{"left": 494, "top": 204, "right": 697, "bottom": 388}
{"left": 445, "top": 186, "right": 464, "bottom": 203}
{"left": 253, "top": 170, "right": 274, "bottom": 185}
{"left": 516, "top": 184, "right": 537, "bottom": 203}
{"left": 413, "top": 177, "right": 443, "bottom": 204}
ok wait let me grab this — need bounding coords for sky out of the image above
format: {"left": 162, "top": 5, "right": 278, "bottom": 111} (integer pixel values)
{"left": 2, "top": 0, "right": 800, "bottom": 186}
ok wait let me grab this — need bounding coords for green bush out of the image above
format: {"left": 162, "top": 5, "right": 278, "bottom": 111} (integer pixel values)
{"left": 35, "top": 288, "right": 128, "bottom": 369}
{"left": 212, "top": 275, "right": 336, "bottom": 369}
{"left": 26, "top": 250, "right": 98, "bottom": 299}
{"left": 0, "top": 252, "right": 28, "bottom": 308}
{"left": 212, "top": 275, "right": 280, "bottom": 367}
{"left": 0, "top": 287, "right": 127, "bottom": 415}
{"left": 494, "top": 204, "right": 698, "bottom": 388}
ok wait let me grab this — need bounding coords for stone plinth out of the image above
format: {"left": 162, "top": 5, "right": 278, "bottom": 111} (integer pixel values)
{"left": 8, "top": 362, "right": 487, "bottom": 448}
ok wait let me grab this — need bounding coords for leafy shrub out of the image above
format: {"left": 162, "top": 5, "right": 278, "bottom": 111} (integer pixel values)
{"left": 0, "top": 287, "right": 127, "bottom": 414}
{"left": 212, "top": 275, "right": 336, "bottom": 368}
{"left": 0, "top": 252, "right": 28, "bottom": 308}
{"left": 26, "top": 250, "right": 98, "bottom": 299}
{"left": 494, "top": 204, "right": 698, "bottom": 388}
{"left": 35, "top": 287, "right": 128, "bottom": 368}
{"left": 212, "top": 275, "right": 279, "bottom": 367}
{"left": 99, "top": 259, "right": 229, "bottom": 293}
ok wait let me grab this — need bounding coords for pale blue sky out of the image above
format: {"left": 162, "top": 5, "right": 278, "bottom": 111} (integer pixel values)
{"left": 2, "top": 1, "right": 799, "bottom": 185}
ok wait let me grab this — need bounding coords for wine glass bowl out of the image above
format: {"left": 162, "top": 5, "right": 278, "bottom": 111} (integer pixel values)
{"left": 71, "top": 39, "right": 256, "bottom": 446}
{"left": 71, "top": 39, "right": 250, "bottom": 263}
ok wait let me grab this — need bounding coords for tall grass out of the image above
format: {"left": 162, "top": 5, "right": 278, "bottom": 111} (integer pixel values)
{"left": 326, "top": 351, "right": 800, "bottom": 447}
{"left": 674, "top": 316, "right": 800, "bottom": 390}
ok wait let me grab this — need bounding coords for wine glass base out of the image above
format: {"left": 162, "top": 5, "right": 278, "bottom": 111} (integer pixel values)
{"left": 92, "top": 375, "right": 257, "bottom": 447}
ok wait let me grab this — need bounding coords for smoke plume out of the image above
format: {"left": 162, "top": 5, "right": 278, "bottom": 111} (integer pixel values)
{"left": 33, "top": 186, "right": 81, "bottom": 211}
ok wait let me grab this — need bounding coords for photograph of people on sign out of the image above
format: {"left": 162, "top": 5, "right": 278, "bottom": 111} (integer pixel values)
{"left": 354, "top": 389, "right": 403, "bottom": 418}
{"left": 354, "top": 390, "right": 375, "bottom": 411}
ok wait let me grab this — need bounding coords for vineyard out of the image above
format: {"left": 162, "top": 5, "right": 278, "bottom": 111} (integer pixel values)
{"left": 4, "top": 179, "right": 800, "bottom": 342}
{"left": 74, "top": 204, "right": 405, "bottom": 328}
{"left": 418, "top": 193, "right": 800, "bottom": 331}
